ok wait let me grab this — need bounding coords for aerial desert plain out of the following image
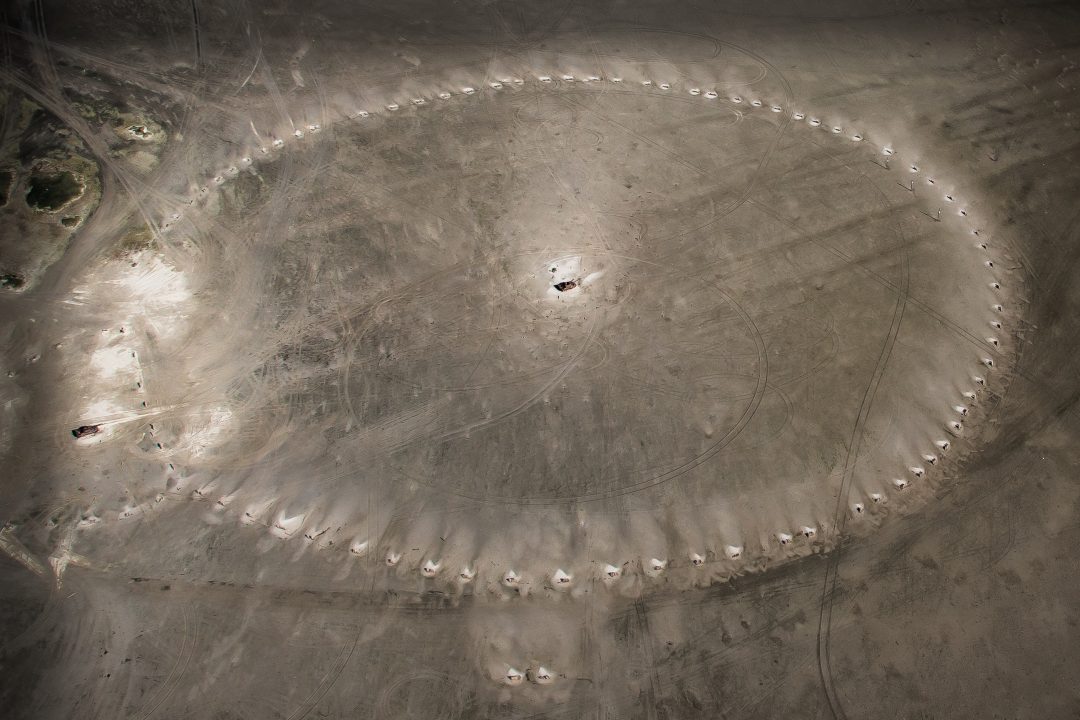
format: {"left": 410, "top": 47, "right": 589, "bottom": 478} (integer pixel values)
{"left": 1, "top": 0, "right": 1080, "bottom": 718}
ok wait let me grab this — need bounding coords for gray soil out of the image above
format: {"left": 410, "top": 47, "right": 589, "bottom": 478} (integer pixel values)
{"left": 1, "top": 1, "right": 1079, "bottom": 718}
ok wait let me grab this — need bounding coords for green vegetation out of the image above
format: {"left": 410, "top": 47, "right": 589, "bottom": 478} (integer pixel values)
{"left": 115, "top": 225, "right": 155, "bottom": 257}
{"left": 70, "top": 96, "right": 120, "bottom": 125}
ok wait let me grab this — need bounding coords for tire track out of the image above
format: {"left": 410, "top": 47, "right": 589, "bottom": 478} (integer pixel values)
{"left": 284, "top": 624, "right": 362, "bottom": 720}
{"left": 814, "top": 154, "right": 911, "bottom": 720}
{"left": 133, "top": 602, "right": 198, "bottom": 720}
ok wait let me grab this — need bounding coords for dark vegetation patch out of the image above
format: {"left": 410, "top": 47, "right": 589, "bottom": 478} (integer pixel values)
{"left": 25, "top": 170, "right": 82, "bottom": 211}
{"left": 1, "top": 273, "right": 26, "bottom": 290}
{"left": 0, "top": 169, "right": 13, "bottom": 205}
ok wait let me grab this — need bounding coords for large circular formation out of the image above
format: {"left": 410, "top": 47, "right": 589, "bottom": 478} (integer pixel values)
{"left": 61, "top": 36, "right": 1013, "bottom": 600}
{"left": 5, "top": 2, "right": 1066, "bottom": 713}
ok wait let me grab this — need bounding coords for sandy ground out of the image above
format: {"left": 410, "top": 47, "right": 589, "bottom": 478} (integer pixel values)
{"left": 0, "top": 0, "right": 1078, "bottom": 717}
